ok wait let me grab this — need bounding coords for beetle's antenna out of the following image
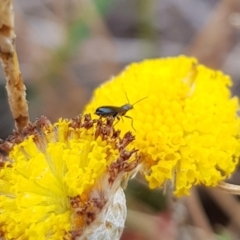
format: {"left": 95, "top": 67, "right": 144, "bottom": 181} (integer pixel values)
{"left": 132, "top": 97, "right": 148, "bottom": 106}
{"left": 125, "top": 92, "right": 130, "bottom": 104}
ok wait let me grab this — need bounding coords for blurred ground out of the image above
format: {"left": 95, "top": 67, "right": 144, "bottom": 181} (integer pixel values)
{"left": 1, "top": 0, "right": 240, "bottom": 239}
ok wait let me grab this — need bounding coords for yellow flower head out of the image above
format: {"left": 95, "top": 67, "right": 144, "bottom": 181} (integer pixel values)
{"left": 85, "top": 56, "right": 240, "bottom": 197}
{"left": 0, "top": 115, "right": 139, "bottom": 239}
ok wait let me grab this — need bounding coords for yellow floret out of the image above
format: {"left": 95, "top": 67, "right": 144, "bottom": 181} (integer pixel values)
{"left": 0, "top": 116, "right": 139, "bottom": 239}
{"left": 85, "top": 55, "right": 240, "bottom": 196}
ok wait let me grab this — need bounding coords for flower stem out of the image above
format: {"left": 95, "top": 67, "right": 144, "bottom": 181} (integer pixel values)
{"left": 0, "top": 0, "right": 29, "bottom": 133}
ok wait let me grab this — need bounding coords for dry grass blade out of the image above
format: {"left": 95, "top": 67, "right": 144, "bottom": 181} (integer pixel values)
{"left": 218, "top": 182, "right": 240, "bottom": 195}
{"left": 186, "top": 0, "right": 240, "bottom": 69}
{"left": 0, "top": 0, "right": 29, "bottom": 133}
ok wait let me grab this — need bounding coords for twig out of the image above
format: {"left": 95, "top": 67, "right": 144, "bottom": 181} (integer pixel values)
{"left": 185, "top": 0, "right": 240, "bottom": 69}
{"left": 185, "top": 189, "right": 216, "bottom": 240}
{"left": 207, "top": 187, "right": 240, "bottom": 231}
{"left": 0, "top": 0, "right": 29, "bottom": 133}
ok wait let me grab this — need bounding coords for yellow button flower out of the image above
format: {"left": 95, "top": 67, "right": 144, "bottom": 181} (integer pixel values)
{"left": 85, "top": 56, "right": 240, "bottom": 197}
{"left": 0, "top": 115, "right": 139, "bottom": 239}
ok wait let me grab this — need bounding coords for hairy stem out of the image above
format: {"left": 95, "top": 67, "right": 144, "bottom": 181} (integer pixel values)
{"left": 0, "top": 0, "right": 29, "bottom": 132}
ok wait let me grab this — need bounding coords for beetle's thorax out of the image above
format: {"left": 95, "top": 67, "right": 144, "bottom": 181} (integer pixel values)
{"left": 121, "top": 104, "right": 133, "bottom": 111}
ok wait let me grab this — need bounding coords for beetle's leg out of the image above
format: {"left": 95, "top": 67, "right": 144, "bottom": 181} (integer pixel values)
{"left": 124, "top": 115, "right": 135, "bottom": 131}
{"left": 113, "top": 116, "right": 120, "bottom": 127}
{"left": 113, "top": 112, "right": 118, "bottom": 118}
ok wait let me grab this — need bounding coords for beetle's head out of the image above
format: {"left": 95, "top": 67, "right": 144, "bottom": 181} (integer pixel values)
{"left": 121, "top": 104, "right": 133, "bottom": 111}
